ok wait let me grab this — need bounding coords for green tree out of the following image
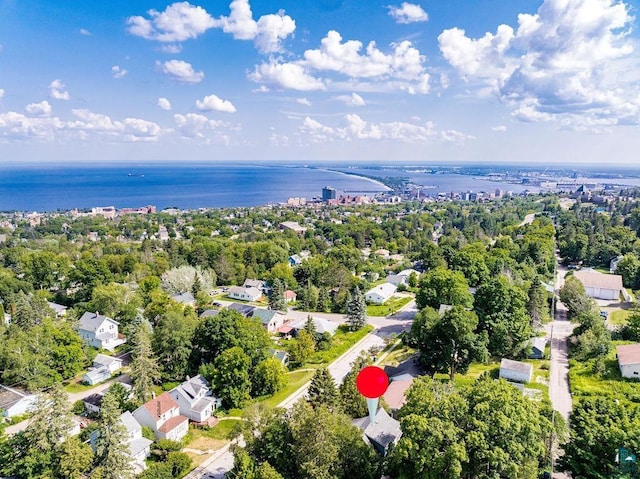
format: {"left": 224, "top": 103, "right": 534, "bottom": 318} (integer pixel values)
{"left": 559, "top": 275, "right": 596, "bottom": 320}
{"left": 416, "top": 267, "right": 473, "bottom": 310}
{"left": 130, "top": 322, "right": 161, "bottom": 404}
{"left": 253, "top": 357, "right": 288, "bottom": 397}
{"left": 339, "top": 353, "right": 371, "bottom": 418}
{"left": 307, "top": 368, "right": 340, "bottom": 412}
{"left": 256, "top": 461, "right": 285, "bottom": 479}
{"left": 289, "top": 330, "right": 315, "bottom": 367}
{"left": 152, "top": 307, "right": 195, "bottom": 381}
{"left": 411, "top": 306, "right": 488, "bottom": 380}
{"left": 94, "top": 392, "right": 135, "bottom": 479}
{"left": 269, "top": 278, "right": 287, "bottom": 311}
{"left": 55, "top": 436, "right": 93, "bottom": 479}
{"left": 213, "top": 346, "right": 251, "bottom": 409}
{"left": 527, "top": 276, "right": 549, "bottom": 326}
{"left": 615, "top": 253, "right": 640, "bottom": 289}
{"left": 345, "top": 287, "right": 367, "bottom": 331}
{"left": 474, "top": 276, "right": 531, "bottom": 357}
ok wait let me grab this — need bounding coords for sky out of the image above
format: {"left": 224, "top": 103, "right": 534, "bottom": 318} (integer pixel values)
{"left": 0, "top": 0, "right": 639, "bottom": 165}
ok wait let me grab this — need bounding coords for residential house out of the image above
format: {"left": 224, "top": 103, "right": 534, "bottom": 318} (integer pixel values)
{"left": 78, "top": 312, "right": 126, "bottom": 351}
{"left": 83, "top": 393, "right": 104, "bottom": 414}
{"left": 499, "top": 358, "right": 533, "bottom": 384}
{"left": 0, "top": 385, "right": 37, "bottom": 418}
{"left": 169, "top": 375, "right": 221, "bottom": 424}
{"left": 353, "top": 408, "right": 402, "bottom": 456}
{"left": 287, "top": 250, "right": 310, "bottom": 267}
{"left": 228, "top": 286, "right": 262, "bottom": 302}
{"left": 269, "top": 349, "right": 289, "bottom": 367}
{"left": 383, "top": 378, "right": 414, "bottom": 418}
{"left": 227, "top": 303, "right": 257, "bottom": 317}
{"left": 528, "top": 337, "right": 548, "bottom": 359}
{"left": 573, "top": 270, "right": 623, "bottom": 301}
{"left": 290, "top": 316, "right": 339, "bottom": 336}
{"left": 132, "top": 392, "right": 189, "bottom": 441}
{"left": 386, "top": 269, "right": 419, "bottom": 286}
{"left": 365, "top": 283, "right": 397, "bottom": 305}
{"left": 611, "top": 255, "right": 625, "bottom": 274}
{"left": 199, "top": 309, "right": 220, "bottom": 319}
{"left": 617, "top": 343, "right": 640, "bottom": 379}
{"left": 279, "top": 221, "right": 307, "bottom": 235}
{"left": 283, "top": 290, "right": 297, "bottom": 303}
{"left": 374, "top": 249, "right": 390, "bottom": 258}
{"left": 252, "top": 308, "right": 287, "bottom": 334}
{"left": 91, "top": 411, "right": 153, "bottom": 473}
{"left": 82, "top": 354, "right": 123, "bottom": 385}
{"left": 47, "top": 301, "right": 68, "bottom": 317}
{"left": 171, "top": 292, "right": 195, "bottom": 307}
{"left": 243, "top": 279, "right": 267, "bottom": 291}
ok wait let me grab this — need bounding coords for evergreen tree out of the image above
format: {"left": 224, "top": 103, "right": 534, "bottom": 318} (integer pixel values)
{"left": 94, "top": 392, "right": 135, "bottom": 479}
{"left": 527, "top": 276, "right": 549, "bottom": 326}
{"left": 130, "top": 321, "right": 161, "bottom": 404}
{"left": 304, "top": 315, "right": 318, "bottom": 347}
{"left": 340, "top": 353, "right": 371, "bottom": 418}
{"left": 317, "top": 287, "right": 331, "bottom": 313}
{"left": 269, "top": 279, "right": 286, "bottom": 311}
{"left": 346, "top": 287, "right": 367, "bottom": 331}
{"left": 55, "top": 436, "right": 93, "bottom": 479}
{"left": 307, "top": 368, "right": 340, "bottom": 412}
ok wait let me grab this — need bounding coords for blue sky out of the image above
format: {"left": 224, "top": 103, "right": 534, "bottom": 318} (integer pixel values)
{"left": 0, "top": 0, "right": 639, "bottom": 164}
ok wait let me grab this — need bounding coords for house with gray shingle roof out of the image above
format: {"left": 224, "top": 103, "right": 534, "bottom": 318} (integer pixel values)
{"left": 499, "top": 358, "right": 533, "bottom": 384}
{"left": 169, "top": 375, "right": 220, "bottom": 423}
{"left": 78, "top": 312, "right": 125, "bottom": 351}
{"left": 353, "top": 408, "right": 402, "bottom": 456}
{"left": 252, "top": 308, "right": 286, "bottom": 333}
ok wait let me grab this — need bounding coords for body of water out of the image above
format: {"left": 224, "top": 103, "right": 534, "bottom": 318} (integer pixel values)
{"left": 0, "top": 164, "right": 389, "bottom": 212}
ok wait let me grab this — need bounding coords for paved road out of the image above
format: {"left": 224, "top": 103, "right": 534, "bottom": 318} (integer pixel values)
{"left": 192, "top": 303, "right": 417, "bottom": 479}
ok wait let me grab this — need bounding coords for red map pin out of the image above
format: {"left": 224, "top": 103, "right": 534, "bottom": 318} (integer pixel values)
{"left": 356, "top": 366, "right": 389, "bottom": 423}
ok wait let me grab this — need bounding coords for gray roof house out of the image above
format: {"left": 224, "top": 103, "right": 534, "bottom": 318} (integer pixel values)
{"left": 528, "top": 337, "right": 548, "bottom": 359}
{"left": 169, "top": 375, "right": 221, "bottom": 424}
{"left": 290, "top": 316, "right": 339, "bottom": 336}
{"left": 499, "top": 358, "right": 533, "bottom": 384}
{"left": 353, "top": 408, "right": 402, "bottom": 456}
{"left": 252, "top": 308, "right": 287, "bottom": 334}
{"left": 78, "top": 312, "right": 126, "bottom": 351}
{"left": 47, "top": 301, "right": 68, "bottom": 317}
{"left": 82, "top": 354, "right": 123, "bottom": 385}
{"left": 228, "top": 286, "right": 263, "bottom": 302}
{"left": 199, "top": 309, "right": 220, "bottom": 319}
{"left": 227, "top": 303, "right": 257, "bottom": 317}
{"left": 0, "top": 385, "right": 37, "bottom": 418}
{"left": 171, "top": 292, "right": 196, "bottom": 306}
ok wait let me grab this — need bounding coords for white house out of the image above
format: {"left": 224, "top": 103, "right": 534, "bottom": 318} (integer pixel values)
{"left": 169, "top": 375, "right": 221, "bottom": 424}
{"left": 617, "top": 344, "right": 640, "bottom": 379}
{"left": 82, "top": 354, "right": 123, "bottom": 385}
{"left": 78, "top": 312, "right": 126, "bottom": 351}
{"left": 386, "top": 269, "right": 419, "bottom": 286}
{"left": 0, "top": 385, "right": 37, "bottom": 418}
{"left": 243, "top": 279, "right": 267, "bottom": 291}
{"left": 47, "top": 301, "right": 68, "bottom": 317}
{"left": 133, "top": 392, "right": 189, "bottom": 441}
{"left": 365, "top": 283, "right": 397, "bottom": 305}
{"left": 91, "top": 411, "right": 152, "bottom": 473}
{"left": 171, "top": 292, "right": 195, "bottom": 306}
{"left": 573, "top": 270, "right": 623, "bottom": 301}
{"left": 499, "top": 358, "right": 533, "bottom": 384}
{"left": 228, "top": 286, "right": 263, "bottom": 302}
{"left": 528, "top": 337, "right": 548, "bottom": 360}
{"left": 83, "top": 393, "right": 104, "bottom": 414}
{"left": 252, "top": 308, "right": 287, "bottom": 334}
{"left": 290, "top": 316, "right": 339, "bottom": 336}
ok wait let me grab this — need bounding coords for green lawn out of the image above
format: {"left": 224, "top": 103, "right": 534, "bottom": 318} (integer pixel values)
{"left": 569, "top": 340, "right": 640, "bottom": 404}
{"left": 609, "top": 309, "right": 631, "bottom": 327}
{"left": 201, "top": 419, "right": 242, "bottom": 440}
{"left": 306, "top": 325, "right": 374, "bottom": 365}
{"left": 367, "top": 296, "right": 412, "bottom": 316}
{"left": 378, "top": 344, "right": 416, "bottom": 367}
{"left": 262, "top": 370, "right": 315, "bottom": 408}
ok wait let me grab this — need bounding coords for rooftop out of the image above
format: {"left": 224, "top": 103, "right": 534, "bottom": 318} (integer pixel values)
{"left": 500, "top": 358, "right": 533, "bottom": 375}
{"left": 142, "top": 392, "right": 179, "bottom": 419}
{"left": 78, "top": 311, "right": 118, "bottom": 332}
{"left": 617, "top": 344, "right": 640, "bottom": 366}
{"left": 573, "top": 270, "right": 623, "bottom": 291}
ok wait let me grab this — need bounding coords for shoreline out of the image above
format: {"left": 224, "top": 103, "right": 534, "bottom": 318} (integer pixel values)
{"left": 318, "top": 167, "right": 392, "bottom": 191}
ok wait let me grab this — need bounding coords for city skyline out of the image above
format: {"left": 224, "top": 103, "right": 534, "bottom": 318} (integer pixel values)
{"left": 1, "top": 0, "right": 639, "bottom": 164}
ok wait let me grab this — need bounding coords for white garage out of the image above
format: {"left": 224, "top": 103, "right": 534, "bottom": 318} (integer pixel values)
{"left": 573, "top": 270, "right": 623, "bottom": 301}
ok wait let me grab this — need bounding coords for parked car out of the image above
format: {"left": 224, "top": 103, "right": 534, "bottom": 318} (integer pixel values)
{"left": 600, "top": 310, "right": 608, "bottom": 318}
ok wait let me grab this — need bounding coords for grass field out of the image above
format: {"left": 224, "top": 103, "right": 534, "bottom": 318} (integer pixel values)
{"left": 569, "top": 340, "right": 640, "bottom": 403}
{"left": 378, "top": 344, "right": 416, "bottom": 367}
{"left": 609, "top": 309, "right": 631, "bottom": 327}
{"left": 367, "top": 296, "right": 412, "bottom": 317}
{"left": 306, "top": 325, "right": 374, "bottom": 365}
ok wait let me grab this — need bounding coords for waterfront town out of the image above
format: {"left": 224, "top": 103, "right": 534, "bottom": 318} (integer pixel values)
{"left": 1, "top": 181, "right": 640, "bottom": 479}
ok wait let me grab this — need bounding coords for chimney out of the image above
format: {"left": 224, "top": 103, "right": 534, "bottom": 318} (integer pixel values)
{"left": 157, "top": 400, "right": 161, "bottom": 418}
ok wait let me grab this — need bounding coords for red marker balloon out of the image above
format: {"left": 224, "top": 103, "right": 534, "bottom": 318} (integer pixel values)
{"left": 356, "top": 366, "right": 389, "bottom": 423}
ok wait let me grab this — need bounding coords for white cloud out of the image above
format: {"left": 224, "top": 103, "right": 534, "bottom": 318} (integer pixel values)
{"left": 296, "top": 97, "right": 312, "bottom": 106}
{"left": 160, "top": 44, "right": 183, "bottom": 54}
{"left": 122, "top": 118, "right": 162, "bottom": 142}
{"left": 438, "top": 0, "right": 640, "bottom": 126}
{"left": 212, "top": 0, "right": 296, "bottom": 53}
{"left": 492, "top": 125, "right": 507, "bottom": 132}
{"left": 174, "top": 112, "right": 231, "bottom": 144}
{"left": 26, "top": 100, "right": 52, "bottom": 117}
{"left": 158, "top": 60, "right": 204, "bottom": 83}
{"left": 79, "top": 28, "right": 91, "bottom": 36}
{"left": 127, "top": 2, "right": 216, "bottom": 42}
{"left": 249, "top": 61, "right": 326, "bottom": 91}
{"left": 299, "top": 114, "right": 473, "bottom": 143}
{"left": 388, "top": 3, "right": 428, "bottom": 24}
{"left": 0, "top": 112, "right": 67, "bottom": 140}
{"left": 158, "top": 97, "right": 172, "bottom": 110}
{"left": 335, "top": 92, "right": 366, "bottom": 106}
{"left": 49, "top": 80, "right": 70, "bottom": 100}
{"left": 112, "top": 65, "right": 128, "bottom": 79}
{"left": 127, "top": 1, "right": 295, "bottom": 53}
{"left": 250, "top": 30, "right": 431, "bottom": 94}
{"left": 195, "top": 94, "right": 237, "bottom": 113}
